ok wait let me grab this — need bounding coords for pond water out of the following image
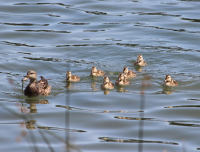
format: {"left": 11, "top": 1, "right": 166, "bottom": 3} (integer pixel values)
{"left": 1, "top": 0, "right": 200, "bottom": 152}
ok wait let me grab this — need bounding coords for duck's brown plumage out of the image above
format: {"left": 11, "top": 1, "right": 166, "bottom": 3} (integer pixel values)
{"left": 123, "top": 67, "right": 137, "bottom": 79}
{"left": 134, "top": 55, "right": 147, "bottom": 66}
{"left": 90, "top": 66, "right": 105, "bottom": 76}
{"left": 163, "top": 75, "right": 178, "bottom": 86}
{"left": 101, "top": 76, "right": 114, "bottom": 89}
{"left": 66, "top": 71, "right": 80, "bottom": 82}
{"left": 115, "top": 73, "right": 130, "bottom": 86}
{"left": 22, "top": 70, "right": 51, "bottom": 96}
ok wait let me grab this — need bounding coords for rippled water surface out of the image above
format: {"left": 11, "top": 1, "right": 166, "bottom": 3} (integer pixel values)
{"left": 1, "top": 0, "right": 200, "bottom": 152}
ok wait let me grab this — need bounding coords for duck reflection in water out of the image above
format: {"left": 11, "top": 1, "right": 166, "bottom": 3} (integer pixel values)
{"left": 162, "top": 86, "right": 173, "bottom": 95}
{"left": 134, "top": 65, "right": 143, "bottom": 72}
{"left": 91, "top": 81, "right": 98, "bottom": 91}
{"left": 26, "top": 120, "right": 36, "bottom": 130}
{"left": 116, "top": 86, "right": 128, "bottom": 93}
{"left": 22, "top": 70, "right": 51, "bottom": 97}
{"left": 24, "top": 99, "right": 49, "bottom": 113}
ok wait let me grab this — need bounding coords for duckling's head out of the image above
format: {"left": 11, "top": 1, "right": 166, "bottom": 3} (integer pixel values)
{"left": 91, "top": 66, "right": 97, "bottom": 73}
{"left": 22, "top": 70, "right": 37, "bottom": 82}
{"left": 123, "top": 67, "right": 128, "bottom": 74}
{"left": 164, "top": 75, "right": 171, "bottom": 82}
{"left": 137, "top": 55, "right": 143, "bottom": 62}
{"left": 103, "top": 76, "right": 109, "bottom": 83}
{"left": 66, "top": 71, "right": 72, "bottom": 77}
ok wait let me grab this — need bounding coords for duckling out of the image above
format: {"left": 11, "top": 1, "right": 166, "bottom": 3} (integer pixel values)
{"left": 90, "top": 66, "right": 105, "bottom": 76}
{"left": 66, "top": 71, "right": 80, "bottom": 82}
{"left": 123, "top": 75, "right": 131, "bottom": 85}
{"left": 22, "top": 70, "right": 51, "bottom": 96}
{"left": 123, "top": 67, "right": 137, "bottom": 79}
{"left": 101, "top": 76, "right": 114, "bottom": 89}
{"left": 115, "top": 73, "right": 130, "bottom": 86}
{"left": 163, "top": 75, "right": 178, "bottom": 86}
{"left": 134, "top": 55, "right": 147, "bottom": 66}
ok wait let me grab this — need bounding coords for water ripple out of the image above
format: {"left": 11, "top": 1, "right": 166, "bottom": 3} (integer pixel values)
{"left": 15, "top": 30, "right": 71, "bottom": 33}
{"left": 0, "top": 22, "right": 49, "bottom": 26}
{"left": 14, "top": 3, "right": 72, "bottom": 7}
{"left": 56, "top": 105, "right": 140, "bottom": 114}
{"left": 2, "top": 41, "right": 41, "bottom": 47}
{"left": 99, "top": 137, "right": 178, "bottom": 145}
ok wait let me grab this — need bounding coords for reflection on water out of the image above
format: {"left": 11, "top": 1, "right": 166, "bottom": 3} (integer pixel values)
{"left": 116, "top": 86, "right": 128, "bottom": 93}
{"left": 66, "top": 82, "right": 71, "bottom": 89}
{"left": 103, "top": 89, "right": 110, "bottom": 95}
{"left": 162, "top": 86, "right": 173, "bottom": 95}
{"left": 91, "top": 81, "right": 98, "bottom": 91}
{"left": 26, "top": 120, "right": 36, "bottom": 130}
{"left": 24, "top": 99, "right": 49, "bottom": 113}
{"left": 66, "top": 82, "right": 79, "bottom": 90}
{"left": 134, "top": 66, "right": 143, "bottom": 72}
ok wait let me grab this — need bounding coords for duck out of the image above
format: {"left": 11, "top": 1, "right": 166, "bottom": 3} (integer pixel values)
{"left": 163, "top": 75, "right": 178, "bottom": 86}
{"left": 66, "top": 71, "right": 80, "bottom": 82}
{"left": 90, "top": 66, "right": 105, "bottom": 76}
{"left": 123, "top": 67, "right": 137, "bottom": 79}
{"left": 134, "top": 55, "right": 147, "bottom": 66}
{"left": 115, "top": 73, "right": 130, "bottom": 86}
{"left": 101, "top": 76, "right": 114, "bottom": 89}
{"left": 22, "top": 70, "right": 51, "bottom": 96}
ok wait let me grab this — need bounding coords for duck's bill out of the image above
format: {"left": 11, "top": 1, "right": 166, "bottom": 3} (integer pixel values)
{"left": 22, "top": 77, "right": 29, "bottom": 81}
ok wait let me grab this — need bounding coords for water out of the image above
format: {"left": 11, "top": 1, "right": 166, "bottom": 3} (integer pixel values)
{"left": 1, "top": 0, "right": 200, "bottom": 151}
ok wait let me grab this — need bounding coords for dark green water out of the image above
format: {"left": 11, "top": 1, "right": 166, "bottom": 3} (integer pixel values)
{"left": 1, "top": 0, "right": 200, "bottom": 152}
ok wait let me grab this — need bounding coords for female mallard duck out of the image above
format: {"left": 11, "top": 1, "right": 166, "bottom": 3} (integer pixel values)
{"left": 134, "top": 55, "right": 147, "bottom": 66}
{"left": 115, "top": 73, "right": 130, "bottom": 86}
{"left": 66, "top": 71, "right": 80, "bottom": 82}
{"left": 90, "top": 66, "right": 105, "bottom": 76}
{"left": 22, "top": 70, "right": 51, "bottom": 96}
{"left": 101, "top": 76, "right": 114, "bottom": 89}
{"left": 163, "top": 75, "right": 178, "bottom": 86}
{"left": 123, "top": 67, "right": 137, "bottom": 79}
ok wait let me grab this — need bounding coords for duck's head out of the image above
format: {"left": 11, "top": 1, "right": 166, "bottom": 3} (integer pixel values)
{"left": 91, "top": 66, "right": 97, "bottom": 73}
{"left": 22, "top": 70, "right": 37, "bottom": 82}
{"left": 137, "top": 55, "right": 143, "bottom": 62}
{"left": 103, "top": 76, "right": 109, "bottom": 83}
{"left": 164, "top": 75, "right": 171, "bottom": 82}
{"left": 66, "top": 71, "right": 72, "bottom": 77}
{"left": 123, "top": 67, "right": 128, "bottom": 74}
